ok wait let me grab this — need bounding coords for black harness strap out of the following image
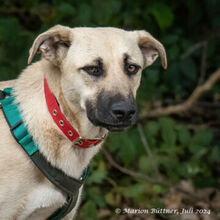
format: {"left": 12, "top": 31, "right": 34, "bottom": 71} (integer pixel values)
{"left": 30, "top": 152, "right": 82, "bottom": 220}
{"left": 30, "top": 151, "right": 82, "bottom": 196}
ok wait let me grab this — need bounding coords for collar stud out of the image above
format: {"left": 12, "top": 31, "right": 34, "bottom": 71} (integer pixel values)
{"left": 59, "top": 120, "right": 64, "bottom": 126}
{"left": 53, "top": 109, "right": 57, "bottom": 116}
{"left": 68, "top": 130, "right": 73, "bottom": 136}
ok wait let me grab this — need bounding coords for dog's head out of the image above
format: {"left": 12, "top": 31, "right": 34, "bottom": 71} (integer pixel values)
{"left": 28, "top": 25, "right": 167, "bottom": 132}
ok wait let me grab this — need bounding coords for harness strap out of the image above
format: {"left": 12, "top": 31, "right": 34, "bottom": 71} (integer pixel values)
{"left": 47, "top": 195, "right": 78, "bottom": 220}
{"left": 0, "top": 89, "right": 87, "bottom": 220}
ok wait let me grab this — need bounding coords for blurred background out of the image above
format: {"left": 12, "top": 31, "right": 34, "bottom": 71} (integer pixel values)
{"left": 0, "top": 0, "right": 220, "bottom": 219}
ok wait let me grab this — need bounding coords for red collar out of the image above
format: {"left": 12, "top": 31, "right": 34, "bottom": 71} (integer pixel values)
{"left": 44, "top": 78, "right": 103, "bottom": 148}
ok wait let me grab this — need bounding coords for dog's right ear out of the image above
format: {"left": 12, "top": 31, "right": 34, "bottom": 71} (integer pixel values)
{"left": 28, "top": 25, "right": 72, "bottom": 66}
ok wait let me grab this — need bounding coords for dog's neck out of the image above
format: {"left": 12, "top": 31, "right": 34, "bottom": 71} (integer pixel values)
{"left": 14, "top": 59, "right": 108, "bottom": 179}
{"left": 45, "top": 64, "right": 108, "bottom": 140}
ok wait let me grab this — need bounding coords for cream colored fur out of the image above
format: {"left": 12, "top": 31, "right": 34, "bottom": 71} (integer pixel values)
{"left": 0, "top": 25, "right": 166, "bottom": 219}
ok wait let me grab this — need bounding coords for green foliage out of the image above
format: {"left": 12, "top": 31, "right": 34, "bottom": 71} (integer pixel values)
{"left": 79, "top": 116, "right": 218, "bottom": 218}
{"left": 0, "top": 0, "right": 219, "bottom": 219}
{"left": 81, "top": 200, "right": 97, "bottom": 220}
{"left": 159, "top": 117, "right": 177, "bottom": 146}
{"left": 87, "top": 170, "right": 107, "bottom": 184}
{"left": 146, "top": 2, "right": 174, "bottom": 30}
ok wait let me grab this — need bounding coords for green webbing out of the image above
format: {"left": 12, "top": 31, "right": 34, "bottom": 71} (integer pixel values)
{"left": 0, "top": 88, "right": 38, "bottom": 155}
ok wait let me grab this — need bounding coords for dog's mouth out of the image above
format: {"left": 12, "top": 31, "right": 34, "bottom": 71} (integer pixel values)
{"left": 87, "top": 114, "right": 133, "bottom": 131}
{"left": 101, "top": 123, "right": 131, "bottom": 132}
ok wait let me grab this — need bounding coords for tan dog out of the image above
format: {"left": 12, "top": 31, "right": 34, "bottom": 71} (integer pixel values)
{"left": 0, "top": 25, "right": 167, "bottom": 219}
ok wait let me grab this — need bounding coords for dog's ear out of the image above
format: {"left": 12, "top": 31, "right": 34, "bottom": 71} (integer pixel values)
{"left": 28, "top": 25, "right": 72, "bottom": 66}
{"left": 137, "top": 31, "right": 167, "bottom": 69}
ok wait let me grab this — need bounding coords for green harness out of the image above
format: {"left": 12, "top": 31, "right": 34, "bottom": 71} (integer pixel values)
{"left": 0, "top": 88, "right": 87, "bottom": 220}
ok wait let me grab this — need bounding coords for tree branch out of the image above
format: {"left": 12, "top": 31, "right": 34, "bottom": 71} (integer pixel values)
{"left": 137, "top": 123, "right": 152, "bottom": 157}
{"left": 140, "top": 68, "right": 220, "bottom": 118}
{"left": 102, "top": 147, "right": 158, "bottom": 184}
{"left": 181, "top": 41, "right": 205, "bottom": 59}
{"left": 137, "top": 123, "right": 161, "bottom": 179}
{"left": 101, "top": 148, "right": 210, "bottom": 204}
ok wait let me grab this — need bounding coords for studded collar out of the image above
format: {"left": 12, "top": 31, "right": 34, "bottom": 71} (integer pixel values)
{"left": 44, "top": 78, "right": 104, "bottom": 148}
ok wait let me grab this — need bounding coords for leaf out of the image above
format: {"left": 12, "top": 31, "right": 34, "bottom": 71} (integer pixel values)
{"left": 158, "top": 155, "right": 180, "bottom": 183}
{"left": 150, "top": 197, "right": 163, "bottom": 208}
{"left": 146, "top": 2, "right": 174, "bottom": 29}
{"left": 159, "top": 117, "right": 176, "bottom": 146}
{"left": 88, "top": 187, "right": 106, "bottom": 207}
{"left": 191, "top": 130, "right": 213, "bottom": 146}
{"left": 152, "top": 184, "right": 168, "bottom": 194}
{"left": 186, "top": 162, "right": 200, "bottom": 175}
{"left": 144, "top": 121, "right": 160, "bottom": 148}
{"left": 105, "top": 192, "right": 115, "bottom": 206}
{"left": 82, "top": 200, "right": 97, "bottom": 220}
{"left": 108, "top": 128, "right": 142, "bottom": 166}
{"left": 118, "top": 137, "right": 136, "bottom": 165}
{"left": 208, "top": 146, "right": 220, "bottom": 163}
{"left": 145, "top": 120, "right": 160, "bottom": 137}
{"left": 87, "top": 170, "right": 107, "bottom": 184}
{"left": 178, "top": 125, "right": 191, "bottom": 145}
{"left": 138, "top": 155, "right": 159, "bottom": 176}
{"left": 188, "top": 143, "right": 205, "bottom": 154}
{"left": 176, "top": 162, "right": 189, "bottom": 178}
{"left": 97, "top": 160, "right": 107, "bottom": 171}
{"left": 138, "top": 155, "right": 149, "bottom": 173}
{"left": 123, "top": 183, "right": 146, "bottom": 198}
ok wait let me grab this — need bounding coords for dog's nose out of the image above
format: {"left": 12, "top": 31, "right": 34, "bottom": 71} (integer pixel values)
{"left": 111, "top": 102, "right": 136, "bottom": 121}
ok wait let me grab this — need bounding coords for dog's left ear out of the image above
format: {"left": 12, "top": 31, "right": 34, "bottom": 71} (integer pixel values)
{"left": 28, "top": 25, "right": 72, "bottom": 66}
{"left": 137, "top": 31, "right": 167, "bottom": 69}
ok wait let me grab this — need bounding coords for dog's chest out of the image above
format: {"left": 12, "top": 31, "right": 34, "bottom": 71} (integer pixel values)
{"left": 17, "top": 183, "right": 66, "bottom": 220}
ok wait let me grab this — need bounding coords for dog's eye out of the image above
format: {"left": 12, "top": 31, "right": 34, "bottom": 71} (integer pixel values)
{"left": 82, "top": 66, "right": 102, "bottom": 77}
{"left": 126, "top": 64, "right": 140, "bottom": 75}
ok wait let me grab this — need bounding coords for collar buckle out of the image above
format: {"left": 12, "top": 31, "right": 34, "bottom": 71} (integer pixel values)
{"left": 91, "top": 134, "right": 107, "bottom": 141}
{"left": 73, "top": 134, "right": 106, "bottom": 148}
{"left": 74, "top": 137, "right": 83, "bottom": 146}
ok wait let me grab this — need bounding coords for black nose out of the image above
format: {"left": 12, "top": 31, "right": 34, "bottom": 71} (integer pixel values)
{"left": 111, "top": 102, "right": 136, "bottom": 122}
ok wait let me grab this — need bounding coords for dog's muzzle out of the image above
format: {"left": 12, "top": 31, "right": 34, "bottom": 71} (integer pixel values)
{"left": 86, "top": 93, "right": 137, "bottom": 131}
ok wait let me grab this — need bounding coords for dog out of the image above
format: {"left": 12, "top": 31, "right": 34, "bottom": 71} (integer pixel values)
{"left": 0, "top": 25, "right": 167, "bottom": 219}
